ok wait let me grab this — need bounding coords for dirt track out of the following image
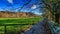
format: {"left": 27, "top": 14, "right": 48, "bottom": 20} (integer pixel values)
{"left": 24, "top": 18, "right": 52, "bottom": 34}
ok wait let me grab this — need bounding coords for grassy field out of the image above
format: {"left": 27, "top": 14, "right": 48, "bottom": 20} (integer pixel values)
{"left": 0, "top": 17, "right": 42, "bottom": 24}
{"left": 0, "top": 17, "right": 42, "bottom": 34}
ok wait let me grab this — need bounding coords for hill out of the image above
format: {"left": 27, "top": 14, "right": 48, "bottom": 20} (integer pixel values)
{"left": 0, "top": 11, "right": 38, "bottom": 18}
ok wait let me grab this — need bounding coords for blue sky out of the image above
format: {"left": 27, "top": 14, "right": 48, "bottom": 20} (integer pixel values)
{"left": 0, "top": 0, "right": 44, "bottom": 15}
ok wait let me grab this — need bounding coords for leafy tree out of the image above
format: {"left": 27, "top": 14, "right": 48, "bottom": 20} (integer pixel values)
{"left": 42, "top": 0, "right": 60, "bottom": 24}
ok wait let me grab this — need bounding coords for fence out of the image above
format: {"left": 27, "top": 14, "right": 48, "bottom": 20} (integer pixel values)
{"left": 0, "top": 24, "right": 35, "bottom": 34}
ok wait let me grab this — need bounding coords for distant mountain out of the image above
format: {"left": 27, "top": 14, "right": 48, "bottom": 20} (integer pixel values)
{"left": 0, "top": 11, "right": 38, "bottom": 18}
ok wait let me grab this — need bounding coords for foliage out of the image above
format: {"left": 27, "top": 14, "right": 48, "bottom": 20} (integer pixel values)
{"left": 43, "top": 0, "right": 60, "bottom": 14}
{"left": 42, "top": 0, "right": 60, "bottom": 24}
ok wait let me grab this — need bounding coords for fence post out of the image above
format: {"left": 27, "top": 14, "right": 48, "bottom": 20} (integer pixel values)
{"left": 5, "top": 25, "right": 7, "bottom": 34}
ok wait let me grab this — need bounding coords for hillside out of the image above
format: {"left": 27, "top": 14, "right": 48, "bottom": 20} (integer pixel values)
{"left": 0, "top": 11, "right": 38, "bottom": 18}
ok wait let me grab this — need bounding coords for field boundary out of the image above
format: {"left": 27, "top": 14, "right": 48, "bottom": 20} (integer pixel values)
{"left": 0, "top": 24, "right": 35, "bottom": 34}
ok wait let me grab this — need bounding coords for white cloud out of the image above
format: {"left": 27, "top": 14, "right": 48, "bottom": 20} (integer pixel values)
{"left": 34, "top": 12, "right": 43, "bottom": 15}
{"left": 31, "top": 5, "right": 37, "bottom": 9}
{"left": 7, "top": 0, "right": 13, "bottom": 4}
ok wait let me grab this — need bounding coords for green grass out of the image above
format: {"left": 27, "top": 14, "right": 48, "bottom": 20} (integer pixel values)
{"left": 0, "top": 17, "right": 42, "bottom": 24}
{"left": 0, "top": 17, "right": 42, "bottom": 34}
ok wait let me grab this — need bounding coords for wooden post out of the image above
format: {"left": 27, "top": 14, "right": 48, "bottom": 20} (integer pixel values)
{"left": 5, "top": 25, "right": 7, "bottom": 34}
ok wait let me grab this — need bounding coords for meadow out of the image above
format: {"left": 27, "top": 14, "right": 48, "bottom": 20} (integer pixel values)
{"left": 0, "top": 17, "right": 42, "bottom": 34}
{"left": 0, "top": 17, "right": 42, "bottom": 24}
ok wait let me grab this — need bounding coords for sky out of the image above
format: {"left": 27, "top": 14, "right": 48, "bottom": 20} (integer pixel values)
{"left": 0, "top": 0, "right": 44, "bottom": 15}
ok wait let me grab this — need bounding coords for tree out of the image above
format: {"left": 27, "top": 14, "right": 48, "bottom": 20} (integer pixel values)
{"left": 42, "top": 0, "right": 60, "bottom": 24}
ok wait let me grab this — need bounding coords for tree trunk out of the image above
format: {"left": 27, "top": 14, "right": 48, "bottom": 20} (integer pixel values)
{"left": 55, "top": 14, "right": 59, "bottom": 24}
